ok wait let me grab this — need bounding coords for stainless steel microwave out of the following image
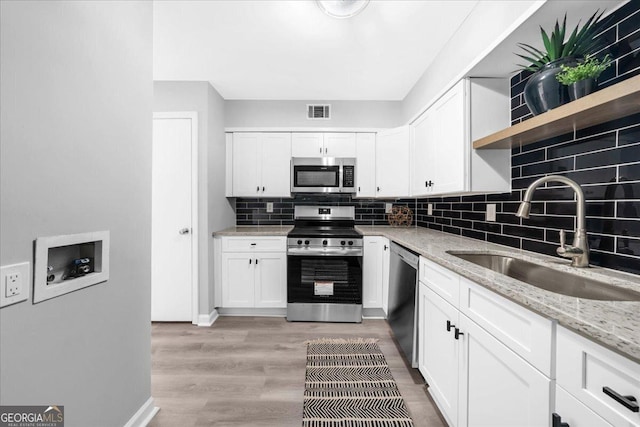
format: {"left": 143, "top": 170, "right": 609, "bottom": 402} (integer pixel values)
{"left": 291, "top": 157, "right": 356, "bottom": 193}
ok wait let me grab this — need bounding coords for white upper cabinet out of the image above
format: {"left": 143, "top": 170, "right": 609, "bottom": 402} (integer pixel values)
{"left": 375, "top": 126, "right": 410, "bottom": 198}
{"left": 355, "top": 133, "right": 376, "bottom": 198}
{"left": 291, "top": 132, "right": 356, "bottom": 157}
{"left": 232, "top": 132, "right": 291, "bottom": 197}
{"left": 410, "top": 78, "right": 511, "bottom": 197}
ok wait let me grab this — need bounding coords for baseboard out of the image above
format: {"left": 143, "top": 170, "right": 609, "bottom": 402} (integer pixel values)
{"left": 123, "top": 397, "right": 159, "bottom": 427}
{"left": 197, "top": 309, "right": 219, "bottom": 327}
{"left": 217, "top": 307, "right": 287, "bottom": 317}
{"left": 362, "top": 307, "right": 387, "bottom": 319}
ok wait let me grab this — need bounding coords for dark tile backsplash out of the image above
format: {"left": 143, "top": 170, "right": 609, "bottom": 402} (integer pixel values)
{"left": 416, "top": 1, "right": 640, "bottom": 275}
{"left": 235, "top": 2, "right": 640, "bottom": 275}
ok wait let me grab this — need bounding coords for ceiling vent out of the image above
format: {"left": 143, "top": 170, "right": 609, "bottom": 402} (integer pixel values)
{"left": 307, "top": 104, "right": 331, "bottom": 120}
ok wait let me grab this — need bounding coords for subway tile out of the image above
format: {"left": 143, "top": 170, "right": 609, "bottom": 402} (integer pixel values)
{"left": 586, "top": 201, "right": 616, "bottom": 217}
{"left": 435, "top": 217, "right": 452, "bottom": 226}
{"left": 576, "top": 144, "right": 640, "bottom": 169}
{"left": 589, "top": 251, "right": 640, "bottom": 275}
{"left": 617, "top": 237, "right": 640, "bottom": 256}
{"left": 512, "top": 104, "right": 532, "bottom": 120}
{"left": 576, "top": 113, "right": 640, "bottom": 139}
{"left": 473, "top": 203, "right": 487, "bottom": 212}
{"left": 588, "top": 234, "right": 616, "bottom": 253}
{"left": 617, "top": 201, "right": 640, "bottom": 218}
{"left": 522, "top": 239, "right": 558, "bottom": 257}
{"left": 547, "top": 132, "right": 616, "bottom": 159}
{"left": 513, "top": 149, "right": 545, "bottom": 166}
{"left": 473, "top": 222, "right": 501, "bottom": 233}
{"left": 442, "top": 196, "right": 462, "bottom": 203}
{"left": 512, "top": 167, "right": 521, "bottom": 179}
{"left": 619, "top": 10, "right": 640, "bottom": 39}
{"left": 451, "top": 219, "right": 473, "bottom": 229}
{"left": 520, "top": 132, "right": 574, "bottom": 153}
{"left": 452, "top": 203, "right": 472, "bottom": 211}
{"left": 442, "top": 226, "right": 462, "bottom": 235}
{"left": 522, "top": 214, "right": 575, "bottom": 230}
{"left": 584, "top": 182, "right": 640, "bottom": 200}
{"left": 511, "top": 79, "right": 528, "bottom": 98}
{"left": 461, "top": 194, "right": 486, "bottom": 202}
{"left": 487, "top": 191, "right": 521, "bottom": 202}
{"left": 496, "top": 212, "right": 521, "bottom": 225}
{"left": 511, "top": 94, "right": 522, "bottom": 110}
{"left": 521, "top": 158, "right": 573, "bottom": 177}
{"left": 487, "top": 233, "right": 520, "bottom": 249}
{"left": 510, "top": 72, "right": 521, "bottom": 87}
{"left": 546, "top": 229, "right": 574, "bottom": 244}
{"left": 427, "top": 223, "right": 443, "bottom": 232}
{"left": 607, "top": 1, "right": 640, "bottom": 34}
{"left": 503, "top": 224, "right": 545, "bottom": 240}
{"left": 587, "top": 218, "right": 640, "bottom": 238}
{"left": 601, "top": 67, "right": 640, "bottom": 89}
{"left": 462, "top": 229, "right": 486, "bottom": 241}
{"left": 559, "top": 167, "right": 617, "bottom": 186}
{"left": 619, "top": 122, "right": 640, "bottom": 146}
{"left": 513, "top": 176, "right": 540, "bottom": 190}
{"left": 462, "top": 211, "right": 485, "bottom": 221}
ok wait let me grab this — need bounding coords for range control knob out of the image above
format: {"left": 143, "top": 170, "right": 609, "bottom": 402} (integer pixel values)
{"left": 341, "top": 240, "right": 346, "bottom": 246}
{"left": 304, "top": 240, "right": 310, "bottom": 245}
{"left": 348, "top": 241, "right": 354, "bottom": 246}
{"left": 297, "top": 240, "right": 302, "bottom": 245}
{"left": 322, "top": 240, "right": 328, "bottom": 246}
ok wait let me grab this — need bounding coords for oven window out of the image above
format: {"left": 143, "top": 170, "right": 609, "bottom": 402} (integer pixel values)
{"left": 294, "top": 166, "right": 340, "bottom": 187}
{"left": 287, "top": 256, "right": 362, "bottom": 304}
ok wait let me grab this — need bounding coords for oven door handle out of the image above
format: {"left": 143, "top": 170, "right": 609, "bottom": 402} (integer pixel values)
{"left": 287, "top": 248, "right": 363, "bottom": 257}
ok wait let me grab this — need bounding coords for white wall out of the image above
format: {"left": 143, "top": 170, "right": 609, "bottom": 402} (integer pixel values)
{"left": 225, "top": 100, "right": 401, "bottom": 128}
{"left": 0, "top": 2, "right": 153, "bottom": 426}
{"left": 153, "top": 81, "right": 234, "bottom": 315}
{"left": 401, "top": 0, "right": 541, "bottom": 124}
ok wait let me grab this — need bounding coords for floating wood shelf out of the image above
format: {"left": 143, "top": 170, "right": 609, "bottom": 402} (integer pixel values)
{"left": 473, "top": 74, "right": 640, "bottom": 149}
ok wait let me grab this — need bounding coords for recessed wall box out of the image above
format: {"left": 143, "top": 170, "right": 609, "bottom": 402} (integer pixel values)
{"left": 34, "top": 231, "right": 110, "bottom": 303}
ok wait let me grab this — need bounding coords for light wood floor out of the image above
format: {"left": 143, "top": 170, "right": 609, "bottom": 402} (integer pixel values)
{"left": 149, "top": 317, "right": 447, "bottom": 427}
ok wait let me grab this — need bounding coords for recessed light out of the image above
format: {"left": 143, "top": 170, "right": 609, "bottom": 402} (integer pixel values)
{"left": 315, "top": 0, "right": 370, "bottom": 19}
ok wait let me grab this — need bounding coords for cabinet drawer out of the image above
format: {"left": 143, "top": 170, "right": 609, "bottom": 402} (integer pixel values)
{"left": 555, "top": 385, "right": 613, "bottom": 427}
{"left": 556, "top": 326, "right": 640, "bottom": 427}
{"left": 221, "top": 236, "right": 286, "bottom": 253}
{"left": 419, "top": 257, "right": 459, "bottom": 307}
{"left": 459, "top": 276, "right": 553, "bottom": 377}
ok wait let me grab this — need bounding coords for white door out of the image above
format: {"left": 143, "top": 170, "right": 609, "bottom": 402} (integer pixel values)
{"left": 260, "top": 133, "right": 292, "bottom": 197}
{"left": 419, "top": 284, "right": 460, "bottom": 427}
{"left": 355, "top": 133, "right": 376, "bottom": 198}
{"left": 376, "top": 126, "right": 410, "bottom": 198}
{"left": 291, "top": 133, "right": 324, "bottom": 157}
{"left": 152, "top": 114, "right": 196, "bottom": 322}
{"left": 232, "top": 133, "right": 260, "bottom": 197}
{"left": 221, "top": 253, "right": 255, "bottom": 307}
{"left": 254, "top": 253, "right": 287, "bottom": 308}
{"left": 458, "top": 314, "right": 551, "bottom": 427}
{"left": 324, "top": 133, "right": 356, "bottom": 157}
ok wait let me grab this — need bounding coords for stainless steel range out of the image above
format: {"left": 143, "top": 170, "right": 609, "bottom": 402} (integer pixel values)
{"left": 286, "top": 206, "right": 363, "bottom": 323}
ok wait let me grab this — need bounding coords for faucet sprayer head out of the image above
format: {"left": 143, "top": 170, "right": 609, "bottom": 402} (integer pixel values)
{"left": 515, "top": 201, "right": 531, "bottom": 219}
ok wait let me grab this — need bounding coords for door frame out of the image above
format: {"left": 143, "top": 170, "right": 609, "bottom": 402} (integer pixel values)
{"left": 152, "top": 111, "right": 199, "bottom": 324}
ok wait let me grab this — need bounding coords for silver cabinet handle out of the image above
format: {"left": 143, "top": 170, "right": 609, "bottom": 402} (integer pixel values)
{"left": 325, "top": 147, "right": 328, "bottom": 154}
{"left": 262, "top": 186, "right": 265, "bottom": 192}
{"left": 256, "top": 186, "right": 260, "bottom": 192}
{"left": 179, "top": 228, "right": 190, "bottom": 235}
{"left": 319, "top": 146, "right": 322, "bottom": 153}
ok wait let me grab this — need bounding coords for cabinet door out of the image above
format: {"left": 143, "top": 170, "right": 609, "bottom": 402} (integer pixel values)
{"left": 232, "top": 133, "right": 261, "bottom": 197}
{"left": 419, "top": 284, "right": 460, "bottom": 427}
{"left": 555, "top": 385, "right": 613, "bottom": 427}
{"left": 291, "top": 133, "right": 323, "bottom": 157}
{"left": 431, "top": 80, "right": 467, "bottom": 195}
{"left": 458, "top": 313, "right": 551, "bottom": 427}
{"left": 324, "top": 133, "right": 356, "bottom": 157}
{"left": 254, "top": 252, "right": 287, "bottom": 308}
{"left": 362, "top": 236, "right": 384, "bottom": 309}
{"left": 375, "top": 126, "right": 410, "bottom": 198}
{"left": 221, "top": 253, "right": 255, "bottom": 307}
{"left": 355, "top": 133, "right": 376, "bottom": 198}
{"left": 410, "top": 108, "right": 437, "bottom": 197}
{"left": 260, "top": 133, "right": 292, "bottom": 197}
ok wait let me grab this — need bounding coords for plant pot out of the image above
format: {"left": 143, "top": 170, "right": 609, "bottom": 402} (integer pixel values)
{"left": 568, "top": 78, "right": 597, "bottom": 101}
{"left": 523, "top": 57, "right": 578, "bottom": 116}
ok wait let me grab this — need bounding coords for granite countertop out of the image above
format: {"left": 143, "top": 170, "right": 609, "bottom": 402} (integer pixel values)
{"left": 212, "top": 225, "right": 293, "bottom": 236}
{"left": 356, "top": 225, "right": 640, "bottom": 364}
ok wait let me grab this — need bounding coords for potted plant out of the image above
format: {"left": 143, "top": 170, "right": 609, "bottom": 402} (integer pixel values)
{"left": 556, "top": 54, "right": 613, "bottom": 100}
{"left": 516, "top": 10, "right": 609, "bottom": 115}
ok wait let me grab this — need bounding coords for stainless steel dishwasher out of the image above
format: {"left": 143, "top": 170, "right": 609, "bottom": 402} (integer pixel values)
{"left": 388, "top": 242, "right": 419, "bottom": 368}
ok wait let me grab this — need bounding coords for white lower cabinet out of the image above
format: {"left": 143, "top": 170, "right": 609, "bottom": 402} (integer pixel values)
{"left": 362, "top": 236, "right": 390, "bottom": 313}
{"left": 219, "top": 237, "right": 286, "bottom": 308}
{"left": 419, "top": 257, "right": 552, "bottom": 427}
{"left": 554, "top": 385, "right": 613, "bottom": 427}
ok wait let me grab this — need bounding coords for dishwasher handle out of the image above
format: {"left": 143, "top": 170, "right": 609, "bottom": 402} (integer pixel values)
{"left": 390, "top": 242, "right": 419, "bottom": 268}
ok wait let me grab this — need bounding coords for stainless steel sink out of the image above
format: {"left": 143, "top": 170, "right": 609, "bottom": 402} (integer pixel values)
{"left": 447, "top": 252, "right": 640, "bottom": 301}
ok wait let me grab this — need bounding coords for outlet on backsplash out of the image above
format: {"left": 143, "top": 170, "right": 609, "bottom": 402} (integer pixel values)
{"left": 486, "top": 204, "right": 496, "bottom": 222}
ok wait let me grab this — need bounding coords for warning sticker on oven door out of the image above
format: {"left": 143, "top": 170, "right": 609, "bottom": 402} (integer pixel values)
{"left": 314, "top": 281, "right": 334, "bottom": 296}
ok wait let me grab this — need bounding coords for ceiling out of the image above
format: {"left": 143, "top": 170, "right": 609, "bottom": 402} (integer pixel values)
{"left": 153, "top": 0, "right": 479, "bottom": 100}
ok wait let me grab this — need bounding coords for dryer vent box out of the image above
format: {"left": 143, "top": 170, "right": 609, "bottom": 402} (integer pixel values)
{"left": 34, "top": 231, "right": 110, "bottom": 303}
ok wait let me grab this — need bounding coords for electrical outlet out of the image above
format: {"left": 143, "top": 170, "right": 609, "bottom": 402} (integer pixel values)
{"left": 385, "top": 203, "right": 392, "bottom": 213}
{"left": 1, "top": 262, "right": 30, "bottom": 308}
{"left": 266, "top": 202, "right": 274, "bottom": 213}
{"left": 428, "top": 204, "right": 433, "bottom": 215}
{"left": 486, "top": 204, "right": 497, "bottom": 222}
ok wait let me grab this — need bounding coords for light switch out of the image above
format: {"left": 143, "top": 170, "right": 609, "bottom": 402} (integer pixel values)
{"left": 266, "top": 202, "right": 274, "bottom": 213}
{"left": 385, "top": 203, "right": 392, "bottom": 213}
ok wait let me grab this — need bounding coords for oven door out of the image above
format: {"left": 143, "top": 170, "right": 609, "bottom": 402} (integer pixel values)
{"left": 287, "top": 253, "right": 362, "bottom": 305}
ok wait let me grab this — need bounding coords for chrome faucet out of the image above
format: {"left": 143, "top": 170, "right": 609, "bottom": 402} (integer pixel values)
{"left": 515, "top": 175, "right": 589, "bottom": 267}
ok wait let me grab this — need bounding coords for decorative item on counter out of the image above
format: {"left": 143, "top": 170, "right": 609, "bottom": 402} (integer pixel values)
{"left": 555, "top": 54, "right": 613, "bottom": 101}
{"left": 387, "top": 205, "right": 413, "bottom": 227}
{"left": 515, "top": 10, "right": 609, "bottom": 115}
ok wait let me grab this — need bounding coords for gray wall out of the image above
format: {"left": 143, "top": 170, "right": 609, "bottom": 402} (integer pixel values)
{"left": 225, "top": 100, "right": 402, "bottom": 128}
{"left": 153, "top": 81, "right": 235, "bottom": 315}
{"left": 0, "top": 2, "right": 153, "bottom": 426}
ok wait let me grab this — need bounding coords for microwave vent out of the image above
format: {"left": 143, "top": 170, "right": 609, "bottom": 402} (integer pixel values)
{"left": 307, "top": 104, "right": 331, "bottom": 120}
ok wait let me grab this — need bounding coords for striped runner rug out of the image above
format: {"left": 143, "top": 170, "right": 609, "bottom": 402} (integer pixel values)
{"left": 303, "top": 338, "right": 414, "bottom": 427}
